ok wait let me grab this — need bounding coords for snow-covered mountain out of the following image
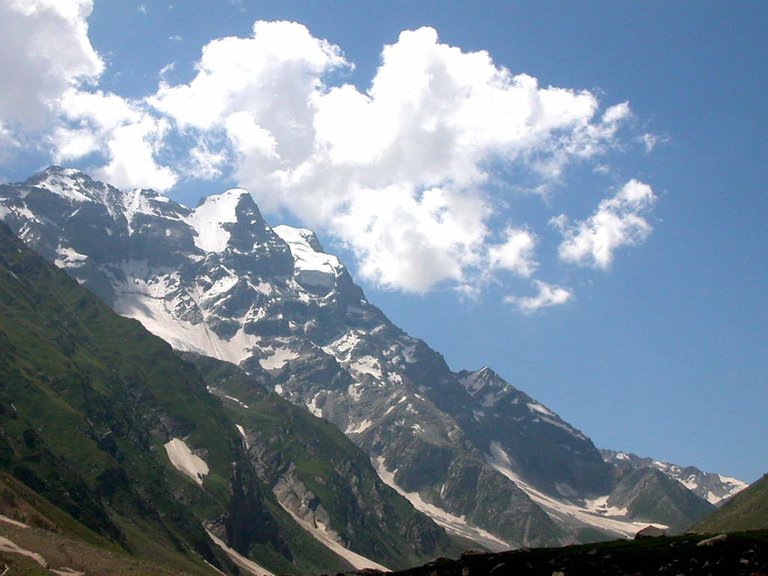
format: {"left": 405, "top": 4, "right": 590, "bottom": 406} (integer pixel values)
{"left": 601, "top": 449, "right": 748, "bottom": 505}
{"left": 0, "top": 167, "right": 733, "bottom": 546}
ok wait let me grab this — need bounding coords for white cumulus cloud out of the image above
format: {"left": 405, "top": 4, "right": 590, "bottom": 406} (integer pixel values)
{"left": 148, "top": 23, "right": 635, "bottom": 294}
{"left": 553, "top": 179, "right": 656, "bottom": 269}
{"left": 51, "top": 89, "right": 177, "bottom": 191}
{"left": 506, "top": 280, "right": 573, "bottom": 313}
{"left": 0, "top": 0, "right": 103, "bottom": 131}
{"left": 488, "top": 228, "right": 538, "bottom": 277}
{"left": 1, "top": 14, "right": 658, "bottom": 310}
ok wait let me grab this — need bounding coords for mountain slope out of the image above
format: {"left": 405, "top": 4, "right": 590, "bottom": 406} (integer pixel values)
{"left": 0, "top": 219, "right": 459, "bottom": 573}
{"left": 691, "top": 474, "right": 768, "bottom": 533}
{"left": 0, "top": 166, "right": 729, "bottom": 547}
{"left": 0, "top": 472, "right": 223, "bottom": 576}
{"left": 0, "top": 221, "right": 358, "bottom": 574}
{"left": 348, "top": 530, "right": 768, "bottom": 576}
{"left": 606, "top": 468, "right": 715, "bottom": 531}
{"left": 183, "top": 352, "right": 461, "bottom": 568}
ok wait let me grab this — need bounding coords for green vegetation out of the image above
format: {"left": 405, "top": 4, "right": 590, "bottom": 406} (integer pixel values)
{"left": 186, "top": 352, "right": 463, "bottom": 570}
{"left": 691, "top": 474, "right": 768, "bottom": 533}
{"left": 0, "top": 223, "right": 234, "bottom": 574}
{"left": 0, "top": 222, "right": 352, "bottom": 574}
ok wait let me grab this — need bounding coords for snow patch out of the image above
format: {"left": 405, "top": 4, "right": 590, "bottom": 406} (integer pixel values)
{"left": 0, "top": 515, "right": 29, "bottom": 529}
{"left": 481, "top": 392, "right": 497, "bottom": 408}
{"left": 202, "top": 274, "right": 239, "bottom": 302}
{"left": 206, "top": 529, "right": 275, "bottom": 576}
{"left": 583, "top": 495, "right": 629, "bottom": 517}
{"left": 225, "top": 395, "right": 249, "bottom": 409}
{"left": 347, "top": 383, "right": 364, "bottom": 401}
{"left": 184, "top": 189, "right": 247, "bottom": 252}
{"left": 401, "top": 343, "right": 417, "bottom": 363}
{"left": 349, "top": 355, "right": 382, "bottom": 378}
{"left": 54, "top": 245, "right": 88, "bottom": 268}
{"left": 50, "top": 568, "right": 85, "bottom": 576}
{"left": 346, "top": 419, "right": 374, "bottom": 434}
{"left": 260, "top": 347, "right": 299, "bottom": 370}
{"left": 306, "top": 392, "right": 323, "bottom": 417}
{"left": 277, "top": 504, "right": 389, "bottom": 571}
{"left": 527, "top": 402, "right": 555, "bottom": 417}
{"left": 120, "top": 188, "right": 177, "bottom": 232}
{"left": 111, "top": 271, "right": 256, "bottom": 365}
{"left": 0, "top": 536, "right": 48, "bottom": 567}
{"left": 274, "top": 225, "right": 342, "bottom": 289}
{"left": 524, "top": 402, "right": 587, "bottom": 440}
{"left": 34, "top": 171, "right": 91, "bottom": 203}
{"left": 236, "top": 424, "right": 249, "bottom": 448}
{"left": 322, "top": 330, "right": 362, "bottom": 358}
{"left": 164, "top": 438, "right": 209, "bottom": 486}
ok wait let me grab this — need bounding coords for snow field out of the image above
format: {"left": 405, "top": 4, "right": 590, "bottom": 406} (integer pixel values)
{"left": 163, "top": 438, "right": 209, "bottom": 486}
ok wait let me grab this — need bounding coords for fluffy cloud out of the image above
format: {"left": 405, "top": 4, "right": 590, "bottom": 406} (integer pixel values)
{"left": 0, "top": 0, "right": 102, "bottom": 130}
{"left": 553, "top": 179, "right": 656, "bottom": 269}
{"left": 506, "top": 280, "right": 573, "bottom": 313}
{"left": 0, "top": 1, "right": 175, "bottom": 191}
{"left": 2, "top": 15, "right": 657, "bottom": 310}
{"left": 150, "top": 20, "right": 347, "bottom": 133}
{"left": 147, "top": 23, "right": 633, "bottom": 294}
{"left": 332, "top": 185, "right": 490, "bottom": 292}
{"left": 488, "top": 228, "right": 538, "bottom": 278}
{"left": 92, "top": 116, "right": 177, "bottom": 191}
{"left": 52, "top": 89, "right": 177, "bottom": 191}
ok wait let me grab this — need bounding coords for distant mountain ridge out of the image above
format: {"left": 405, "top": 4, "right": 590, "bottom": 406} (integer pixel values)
{"left": 601, "top": 449, "right": 748, "bottom": 505}
{"left": 0, "top": 166, "right": 740, "bottom": 550}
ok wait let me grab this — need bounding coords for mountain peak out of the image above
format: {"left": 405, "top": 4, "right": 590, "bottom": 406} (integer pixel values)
{"left": 457, "top": 365, "right": 510, "bottom": 396}
{"left": 185, "top": 188, "right": 263, "bottom": 253}
{"left": 274, "top": 224, "right": 344, "bottom": 291}
{"left": 23, "top": 165, "right": 101, "bottom": 203}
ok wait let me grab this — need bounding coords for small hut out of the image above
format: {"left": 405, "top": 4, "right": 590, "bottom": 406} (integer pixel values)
{"left": 634, "top": 525, "right": 667, "bottom": 539}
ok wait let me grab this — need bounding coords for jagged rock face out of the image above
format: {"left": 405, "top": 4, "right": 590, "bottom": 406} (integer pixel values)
{"left": 180, "top": 352, "right": 459, "bottom": 568}
{"left": 0, "top": 166, "right": 727, "bottom": 547}
{"left": 456, "top": 368, "right": 612, "bottom": 498}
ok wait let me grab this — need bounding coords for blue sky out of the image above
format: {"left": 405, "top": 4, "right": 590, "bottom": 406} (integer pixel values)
{"left": 0, "top": 1, "right": 765, "bottom": 482}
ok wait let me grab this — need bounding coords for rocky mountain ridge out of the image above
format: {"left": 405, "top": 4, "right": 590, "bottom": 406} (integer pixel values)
{"left": 0, "top": 166, "right": 742, "bottom": 549}
{"left": 601, "top": 449, "right": 748, "bottom": 505}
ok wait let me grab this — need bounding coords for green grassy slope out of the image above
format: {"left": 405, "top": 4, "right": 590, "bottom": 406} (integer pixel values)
{"left": 0, "top": 222, "right": 349, "bottom": 574}
{"left": 0, "top": 473, "right": 209, "bottom": 575}
{"left": 691, "top": 474, "right": 768, "bottom": 533}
